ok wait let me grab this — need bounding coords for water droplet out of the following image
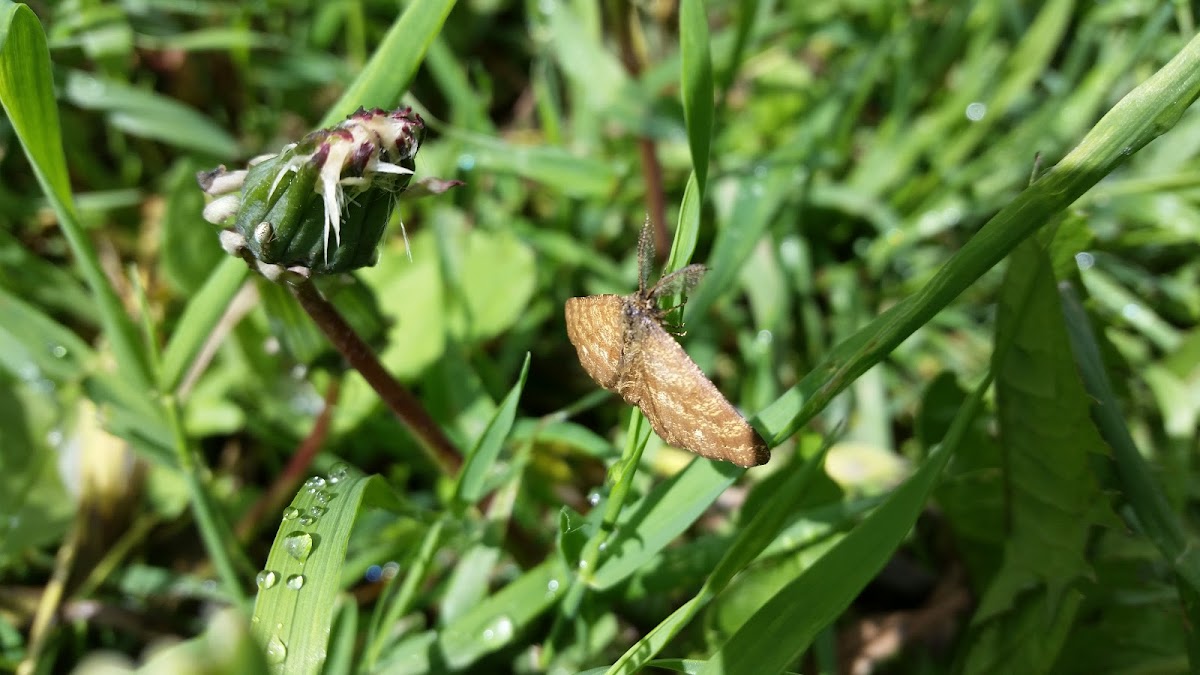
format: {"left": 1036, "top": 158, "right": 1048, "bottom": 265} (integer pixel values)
{"left": 45, "top": 429, "right": 63, "bottom": 448}
{"left": 304, "top": 476, "right": 326, "bottom": 492}
{"left": 282, "top": 507, "right": 300, "bottom": 520}
{"left": 327, "top": 463, "right": 349, "bottom": 484}
{"left": 262, "top": 336, "right": 281, "bottom": 355}
{"left": 587, "top": 490, "right": 601, "bottom": 507}
{"left": 314, "top": 490, "right": 332, "bottom": 506}
{"left": 286, "top": 574, "right": 305, "bottom": 590}
{"left": 598, "top": 541, "right": 608, "bottom": 552}
{"left": 577, "top": 559, "right": 588, "bottom": 570}
{"left": 965, "top": 101, "right": 987, "bottom": 121}
{"left": 256, "top": 570, "right": 279, "bottom": 589}
{"left": 382, "top": 561, "right": 400, "bottom": 579}
{"left": 457, "top": 153, "right": 477, "bottom": 171}
{"left": 290, "top": 364, "right": 308, "bottom": 380}
{"left": 265, "top": 635, "right": 287, "bottom": 664}
{"left": 1074, "top": 251, "right": 1095, "bottom": 270}
{"left": 546, "top": 579, "right": 560, "bottom": 592}
{"left": 365, "top": 565, "right": 383, "bottom": 582}
{"left": 282, "top": 532, "right": 314, "bottom": 562}
{"left": 481, "top": 616, "right": 514, "bottom": 645}
{"left": 308, "top": 506, "right": 326, "bottom": 518}
{"left": 48, "top": 343, "right": 68, "bottom": 359}
{"left": 298, "top": 515, "right": 316, "bottom": 526}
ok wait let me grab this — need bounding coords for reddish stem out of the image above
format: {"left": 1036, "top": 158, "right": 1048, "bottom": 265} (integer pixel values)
{"left": 290, "top": 279, "right": 461, "bottom": 475}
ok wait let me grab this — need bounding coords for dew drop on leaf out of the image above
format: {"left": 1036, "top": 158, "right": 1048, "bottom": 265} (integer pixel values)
{"left": 282, "top": 507, "right": 300, "bottom": 520}
{"left": 327, "top": 463, "right": 349, "bottom": 484}
{"left": 265, "top": 635, "right": 287, "bottom": 664}
{"left": 256, "top": 570, "right": 279, "bottom": 589}
{"left": 481, "top": 616, "right": 514, "bottom": 645}
{"left": 286, "top": 574, "right": 305, "bottom": 590}
{"left": 282, "top": 532, "right": 313, "bottom": 562}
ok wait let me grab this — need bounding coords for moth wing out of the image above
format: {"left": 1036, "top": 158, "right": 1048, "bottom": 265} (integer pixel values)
{"left": 565, "top": 295, "right": 627, "bottom": 392}
{"left": 632, "top": 324, "right": 770, "bottom": 467}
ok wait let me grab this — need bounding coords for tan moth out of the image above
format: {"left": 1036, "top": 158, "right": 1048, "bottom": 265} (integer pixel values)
{"left": 564, "top": 222, "right": 770, "bottom": 467}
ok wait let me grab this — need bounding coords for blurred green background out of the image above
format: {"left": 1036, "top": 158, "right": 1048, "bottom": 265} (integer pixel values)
{"left": 2, "top": 0, "right": 1199, "bottom": 673}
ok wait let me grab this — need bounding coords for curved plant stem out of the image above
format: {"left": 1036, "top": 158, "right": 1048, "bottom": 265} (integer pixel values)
{"left": 290, "top": 279, "right": 461, "bottom": 475}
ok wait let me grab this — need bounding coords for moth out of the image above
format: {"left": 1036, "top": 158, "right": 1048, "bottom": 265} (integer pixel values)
{"left": 564, "top": 223, "right": 770, "bottom": 467}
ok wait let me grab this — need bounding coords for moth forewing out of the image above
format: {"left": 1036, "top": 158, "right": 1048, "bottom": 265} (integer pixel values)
{"left": 564, "top": 295, "right": 627, "bottom": 391}
{"left": 631, "top": 322, "right": 770, "bottom": 467}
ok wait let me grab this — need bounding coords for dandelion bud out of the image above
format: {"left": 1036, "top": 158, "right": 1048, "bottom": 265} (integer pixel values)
{"left": 197, "top": 107, "right": 430, "bottom": 282}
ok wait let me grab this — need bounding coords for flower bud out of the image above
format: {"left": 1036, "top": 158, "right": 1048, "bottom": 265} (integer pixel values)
{"left": 198, "top": 107, "right": 428, "bottom": 281}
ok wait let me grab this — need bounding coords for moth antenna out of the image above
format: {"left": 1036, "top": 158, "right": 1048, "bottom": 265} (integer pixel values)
{"left": 650, "top": 263, "right": 707, "bottom": 302}
{"left": 637, "top": 215, "right": 654, "bottom": 297}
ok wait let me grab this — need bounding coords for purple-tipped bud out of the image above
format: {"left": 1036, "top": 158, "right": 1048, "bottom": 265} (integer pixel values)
{"left": 196, "top": 107, "right": 438, "bottom": 282}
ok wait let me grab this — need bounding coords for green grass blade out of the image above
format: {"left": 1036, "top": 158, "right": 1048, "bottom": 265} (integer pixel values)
{"left": 1060, "top": 285, "right": 1200, "bottom": 593}
{"left": 454, "top": 353, "right": 530, "bottom": 505}
{"left": 665, "top": 172, "right": 703, "bottom": 276}
{"left": 318, "top": 0, "right": 457, "bottom": 126}
{"left": 0, "top": 1, "right": 149, "bottom": 387}
{"left": 679, "top": 0, "right": 714, "bottom": 195}
{"left": 756, "top": 31, "right": 1200, "bottom": 446}
{"left": 700, "top": 374, "right": 991, "bottom": 674}
{"left": 590, "top": 458, "right": 741, "bottom": 590}
{"left": 252, "top": 468, "right": 407, "bottom": 674}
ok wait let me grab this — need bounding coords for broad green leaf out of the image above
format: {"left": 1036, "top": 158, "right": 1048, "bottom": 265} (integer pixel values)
{"left": 958, "top": 238, "right": 1109, "bottom": 673}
